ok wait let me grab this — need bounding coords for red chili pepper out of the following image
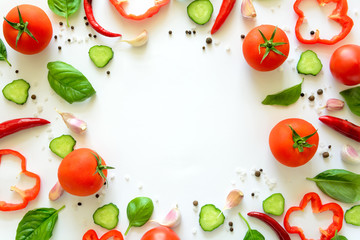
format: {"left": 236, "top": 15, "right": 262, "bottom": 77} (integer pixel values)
{"left": 0, "top": 149, "right": 41, "bottom": 211}
{"left": 319, "top": 115, "right": 360, "bottom": 142}
{"left": 83, "top": 229, "right": 124, "bottom": 240}
{"left": 247, "top": 212, "right": 291, "bottom": 240}
{"left": 0, "top": 117, "right": 50, "bottom": 139}
{"left": 84, "top": 0, "right": 122, "bottom": 37}
{"left": 284, "top": 192, "right": 344, "bottom": 240}
{"left": 109, "top": 0, "right": 170, "bottom": 21}
{"left": 293, "top": 0, "right": 353, "bottom": 45}
{"left": 211, "top": 0, "right": 237, "bottom": 34}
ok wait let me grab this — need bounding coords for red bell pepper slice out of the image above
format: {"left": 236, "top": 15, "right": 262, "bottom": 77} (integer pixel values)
{"left": 83, "top": 229, "right": 124, "bottom": 240}
{"left": 109, "top": 0, "right": 170, "bottom": 21}
{"left": 284, "top": 192, "right": 344, "bottom": 240}
{"left": 293, "top": 0, "right": 353, "bottom": 45}
{"left": 0, "top": 149, "right": 41, "bottom": 211}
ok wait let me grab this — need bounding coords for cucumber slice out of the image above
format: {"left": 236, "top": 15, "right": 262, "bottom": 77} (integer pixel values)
{"left": 297, "top": 50, "right": 323, "bottom": 76}
{"left": 199, "top": 204, "right": 225, "bottom": 231}
{"left": 89, "top": 45, "right": 114, "bottom": 68}
{"left": 187, "top": 0, "right": 213, "bottom": 25}
{"left": 345, "top": 205, "right": 360, "bottom": 226}
{"left": 49, "top": 135, "right": 76, "bottom": 158}
{"left": 2, "top": 79, "right": 30, "bottom": 105}
{"left": 262, "top": 193, "right": 285, "bottom": 216}
{"left": 93, "top": 203, "right": 119, "bottom": 230}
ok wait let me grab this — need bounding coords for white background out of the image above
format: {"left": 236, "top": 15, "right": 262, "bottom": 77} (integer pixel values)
{"left": 0, "top": 0, "right": 360, "bottom": 239}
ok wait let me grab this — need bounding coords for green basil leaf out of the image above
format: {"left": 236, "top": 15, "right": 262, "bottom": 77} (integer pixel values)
{"left": 340, "top": 87, "right": 360, "bottom": 117}
{"left": 47, "top": 0, "right": 81, "bottom": 26}
{"left": 16, "top": 205, "right": 65, "bottom": 240}
{"left": 307, "top": 169, "right": 360, "bottom": 203}
{"left": 331, "top": 231, "right": 348, "bottom": 240}
{"left": 125, "top": 197, "right": 154, "bottom": 235}
{"left": 47, "top": 61, "right": 96, "bottom": 104}
{"left": 244, "top": 229, "right": 265, "bottom": 240}
{"left": 262, "top": 80, "right": 303, "bottom": 106}
{"left": 0, "top": 37, "right": 11, "bottom": 66}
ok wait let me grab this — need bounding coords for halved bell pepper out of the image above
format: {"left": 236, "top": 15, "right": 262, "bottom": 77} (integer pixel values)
{"left": 83, "top": 229, "right": 124, "bottom": 240}
{"left": 284, "top": 192, "right": 344, "bottom": 240}
{"left": 293, "top": 0, "right": 353, "bottom": 45}
{"left": 109, "top": 0, "right": 170, "bottom": 21}
{"left": 0, "top": 149, "right": 41, "bottom": 211}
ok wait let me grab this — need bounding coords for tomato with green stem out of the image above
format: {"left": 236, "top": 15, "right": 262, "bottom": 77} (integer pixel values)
{"left": 243, "top": 25, "right": 289, "bottom": 71}
{"left": 3, "top": 4, "right": 52, "bottom": 55}
{"left": 58, "top": 148, "right": 114, "bottom": 196}
{"left": 141, "top": 226, "right": 180, "bottom": 240}
{"left": 269, "top": 118, "right": 319, "bottom": 167}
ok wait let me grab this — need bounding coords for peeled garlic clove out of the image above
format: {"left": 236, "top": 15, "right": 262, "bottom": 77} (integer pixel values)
{"left": 241, "top": 0, "right": 256, "bottom": 18}
{"left": 57, "top": 110, "right": 87, "bottom": 134}
{"left": 224, "top": 189, "right": 244, "bottom": 209}
{"left": 121, "top": 30, "right": 148, "bottom": 47}
{"left": 49, "top": 182, "right": 64, "bottom": 201}
{"left": 325, "top": 98, "right": 345, "bottom": 111}
{"left": 341, "top": 144, "right": 360, "bottom": 165}
{"left": 159, "top": 206, "right": 181, "bottom": 228}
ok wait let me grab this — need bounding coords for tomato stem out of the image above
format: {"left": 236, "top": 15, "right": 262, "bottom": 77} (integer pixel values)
{"left": 91, "top": 152, "right": 114, "bottom": 185}
{"left": 289, "top": 125, "right": 317, "bottom": 152}
{"left": 258, "top": 27, "right": 287, "bottom": 63}
{"left": 3, "top": 6, "right": 38, "bottom": 47}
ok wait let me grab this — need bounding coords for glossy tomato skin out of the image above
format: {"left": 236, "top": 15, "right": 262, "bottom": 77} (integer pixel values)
{"left": 58, "top": 148, "right": 108, "bottom": 196}
{"left": 269, "top": 118, "right": 319, "bottom": 167}
{"left": 141, "top": 226, "right": 180, "bottom": 240}
{"left": 243, "top": 25, "right": 289, "bottom": 71}
{"left": 3, "top": 4, "right": 52, "bottom": 55}
{"left": 330, "top": 44, "right": 360, "bottom": 86}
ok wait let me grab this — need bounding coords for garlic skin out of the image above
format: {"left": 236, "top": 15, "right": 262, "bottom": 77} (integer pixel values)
{"left": 325, "top": 98, "right": 345, "bottom": 111}
{"left": 225, "top": 189, "right": 244, "bottom": 209}
{"left": 49, "top": 182, "right": 65, "bottom": 201}
{"left": 241, "top": 0, "right": 256, "bottom": 18}
{"left": 341, "top": 144, "right": 360, "bottom": 165}
{"left": 121, "top": 30, "right": 148, "bottom": 47}
{"left": 57, "top": 110, "right": 87, "bottom": 134}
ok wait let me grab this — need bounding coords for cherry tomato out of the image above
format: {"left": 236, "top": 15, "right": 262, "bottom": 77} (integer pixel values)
{"left": 58, "top": 148, "right": 111, "bottom": 196}
{"left": 3, "top": 4, "right": 52, "bottom": 55}
{"left": 269, "top": 118, "right": 319, "bottom": 167}
{"left": 243, "top": 25, "right": 289, "bottom": 71}
{"left": 330, "top": 44, "right": 360, "bottom": 86}
{"left": 141, "top": 226, "right": 180, "bottom": 240}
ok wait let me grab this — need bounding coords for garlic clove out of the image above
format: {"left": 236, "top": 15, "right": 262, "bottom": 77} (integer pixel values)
{"left": 241, "top": 0, "right": 256, "bottom": 18}
{"left": 57, "top": 109, "right": 87, "bottom": 134}
{"left": 49, "top": 181, "right": 65, "bottom": 201}
{"left": 325, "top": 98, "right": 345, "bottom": 111}
{"left": 224, "top": 189, "right": 244, "bottom": 210}
{"left": 341, "top": 144, "right": 360, "bottom": 165}
{"left": 159, "top": 206, "right": 181, "bottom": 228}
{"left": 121, "top": 30, "right": 148, "bottom": 47}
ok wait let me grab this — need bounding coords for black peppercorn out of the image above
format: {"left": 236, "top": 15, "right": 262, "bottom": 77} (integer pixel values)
{"left": 310, "top": 30, "right": 315, "bottom": 35}
{"left": 322, "top": 152, "right": 330, "bottom": 158}
{"left": 193, "top": 30, "right": 196, "bottom": 34}
{"left": 228, "top": 222, "right": 233, "bottom": 226}
{"left": 328, "top": 145, "right": 332, "bottom": 149}
{"left": 77, "top": 202, "right": 82, "bottom": 206}
{"left": 251, "top": 193, "right": 255, "bottom": 197}
{"left": 58, "top": 46, "right": 62, "bottom": 50}
{"left": 67, "top": 38, "right": 71, "bottom": 42}
{"left": 255, "top": 170, "right": 261, "bottom": 177}
{"left": 59, "top": 22, "right": 63, "bottom": 26}
{"left": 230, "top": 227, "right": 234, "bottom": 232}
{"left": 88, "top": 33, "right": 92, "bottom": 37}
{"left": 168, "top": 30, "right": 172, "bottom": 35}
{"left": 95, "top": 194, "right": 100, "bottom": 198}
{"left": 93, "top": 35, "right": 97, "bottom": 38}
{"left": 71, "top": 26, "right": 74, "bottom": 30}
{"left": 206, "top": 37, "right": 212, "bottom": 44}
{"left": 15, "top": 70, "right": 19, "bottom": 74}
{"left": 308, "top": 95, "right": 315, "bottom": 101}
{"left": 317, "top": 89, "right": 323, "bottom": 95}
{"left": 202, "top": 46, "right": 205, "bottom": 50}
{"left": 54, "top": 35, "right": 58, "bottom": 40}
{"left": 300, "top": 93, "right": 305, "bottom": 97}
{"left": 106, "top": 71, "right": 110, "bottom": 75}
{"left": 85, "top": 22, "right": 89, "bottom": 26}
{"left": 259, "top": 168, "right": 263, "bottom": 172}
{"left": 241, "top": 34, "right": 245, "bottom": 39}
{"left": 193, "top": 200, "right": 199, "bottom": 206}
{"left": 31, "top": 94, "right": 36, "bottom": 100}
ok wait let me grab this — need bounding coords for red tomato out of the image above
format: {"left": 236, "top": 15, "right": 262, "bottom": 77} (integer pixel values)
{"left": 141, "top": 227, "right": 180, "bottom": 240}
{"left": 3, "top": 4, "right": 52, "bottom": 55}
{"left": 330, "top": 44, "right": 360, "bottom": 86}
{"left": 243, "top": 25, "right": 289, "bottom": 71}
{"left": 269, "top": 118, "right": 319, "bottom": 167}
{"left": 58, "top": 148, "right": 110, "bottom": 196}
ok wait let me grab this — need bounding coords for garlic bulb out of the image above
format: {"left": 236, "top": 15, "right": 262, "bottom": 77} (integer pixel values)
{"left": 241, "top": 0, "right": 256, "bottom": 18}
{"left": 57, "top": 110, "right": 87, "bottom": 134}
{"left": 121, "top": 30, "right": 148, "bottom": 47}
{"left": 341, "top": 144, "right": 360, "bottom": 165}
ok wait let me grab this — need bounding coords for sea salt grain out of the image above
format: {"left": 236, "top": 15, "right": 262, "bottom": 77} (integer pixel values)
{"left": 192, "top": 228, "right": 197, "bottom": 235}
{"left": 124, "top": 175, "right": 130, "bottom": 181}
